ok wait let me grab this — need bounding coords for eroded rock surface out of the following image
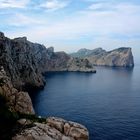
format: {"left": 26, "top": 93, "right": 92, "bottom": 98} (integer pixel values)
{"left": 0, "top": 32, "right": 96, "bottom": 90}
{"left": 71, "top": 47, "right": 134, "bottom": 67}
{"left": 0, "top": 32, "right": 90, "bottom": 139}
{"left": 0, "top": 66, "right": 34, "bottom": 114}
{"left": 12, "top": 117, "right": 89, "bottom": 140}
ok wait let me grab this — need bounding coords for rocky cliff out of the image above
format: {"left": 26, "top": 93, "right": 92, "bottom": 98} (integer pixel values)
{"left": 0, "top": 32, "right": 90, "bottom": 140}
{"left": 71, "top": 47, "right": 134, "bottom": 67}
{"left": 13, "top": 117, "right": 89, "bottom": 140}
{"left": 0, "top": 32, "right": 95, "bottom": 89}
{"left": 0, "top": 66, "right": 34, "bottom": 114}
{"left": 0, "top": 66, "right": 89, "bottom": 140}
{"left": 0, "top": 32, "right": 45, "bottom": 89}
{"left": 45, "top": 51, "right": 96, "bottom": 72}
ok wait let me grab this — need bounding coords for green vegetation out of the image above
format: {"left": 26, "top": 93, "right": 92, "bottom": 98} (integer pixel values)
{"left": 19, "top": 113, "right": 46, "bottom": 123}
{"left": 0, "top": 94, "right": 46, "bottom": 139}
{"left": 0, "top": 94, "right": 18, "bottom": 140}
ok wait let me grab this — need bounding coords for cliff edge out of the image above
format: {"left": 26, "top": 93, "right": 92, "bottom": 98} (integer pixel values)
{"left": 0, "top": 32, "right": 96, "bottom": 89}
{"left": 71, "top": 47, "right": 134, "bottom": 67}
{"left": 0, "top": 32, "right": 90, "bottom": 140}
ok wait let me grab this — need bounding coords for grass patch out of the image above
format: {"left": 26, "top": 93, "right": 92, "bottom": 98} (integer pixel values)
{"left": 19, "top": 113, "right": 46, "bottom": 123}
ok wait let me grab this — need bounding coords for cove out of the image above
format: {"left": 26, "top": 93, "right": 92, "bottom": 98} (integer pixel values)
{"left": 30, "top": 66, "right": 140, "bottom": 140}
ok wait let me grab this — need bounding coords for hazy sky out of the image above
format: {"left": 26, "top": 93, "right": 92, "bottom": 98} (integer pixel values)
{"left": 0, "top": 0, "right": 140, "bottom": 60}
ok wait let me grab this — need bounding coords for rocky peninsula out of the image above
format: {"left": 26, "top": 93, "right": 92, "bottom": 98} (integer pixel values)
{"left": 71, "top": 47, "right": 134, "bottom": 67}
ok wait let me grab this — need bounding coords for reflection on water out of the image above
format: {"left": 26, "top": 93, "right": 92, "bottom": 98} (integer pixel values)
{"left": 30, "top": 66, "right": 140, "bottom": 140}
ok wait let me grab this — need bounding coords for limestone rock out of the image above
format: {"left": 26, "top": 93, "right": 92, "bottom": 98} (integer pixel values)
{"left": 0, "top": 32, "right": 45, "bottom": 89}
{"left": 67, "top": 58, "right": 96, "bottom": 73}
{"left": 0, "top": 32, "right": 90, "bottom": 139}
{"left": 70, "top": 47, "right": 134, "bottom": 67}
{"left": 0, "top": 66, "right": 34, "bottom": 114}
{"left": 45, "top": 51, "right": 96, "bottom": 73}
{"left": 12, "top": 117, "right": 89, "bottom": 140}
{"left": 0, "top": 31, "right": 96, "bottom": 90}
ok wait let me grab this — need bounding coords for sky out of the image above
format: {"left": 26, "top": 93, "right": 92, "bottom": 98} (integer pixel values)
{"left": 0, "top": 0, "right": 140, "bottom": 62}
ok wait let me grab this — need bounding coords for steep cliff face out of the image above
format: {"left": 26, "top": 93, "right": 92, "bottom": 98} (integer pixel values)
{"left": 87, "top": 47, "right": 134, "bottom": 67}
{"left": 71, "top": 47, "right": 134, "bottom": 67}
{"left": 0, "top": 32, "right": 90, "bottom": 139}
{"left": 0, "top": 32, "right": 96, "bottom": 89}
{"left": 0, "top": 33, "right": 45, "bottom": 89}
{"left": 45, "top": 51, "right": 96, "bottom": 72}
{"left": 0, "top": 66, "right": 34, "bottom": 114}
{"left": 0, "top": 67, "right": 89, "bottom": 140}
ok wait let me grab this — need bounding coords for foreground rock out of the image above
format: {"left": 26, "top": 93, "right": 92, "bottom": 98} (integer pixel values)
{"left": 12, "top": 117, "right": 89, "bottom": 140}
{"left": 71, "top": 47, "right": 134, "bottom": 67}
{"left": 0, "top": 66, "right": 89, "bottom": 139}
{"left": 0, "top": 66, "right": 34, "bottom": 114}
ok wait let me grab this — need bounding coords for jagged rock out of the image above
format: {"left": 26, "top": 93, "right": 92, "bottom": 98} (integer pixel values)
{"left": 45, "top": 51, "right": 96, "bottom": 73}
{"left": 0, "top": 32, "right": 90, "bottom": 139}
{"left": 0, "top": 32, "right": 45, "bottom": 89}
{"left": 0, "top": 66, "right": 34, "bottom": 114}
{"left": 0, "top": 32, "right": 5, "bottom": 39}
{"left": 70, "top": 48, "right": 106, "bottom": 58}
{"left": 67, "top": 58, "right": 96, "bottom": 73}
{"left": 70, "top": 47, "right": 134, "bottom": 67}
{"left": 12, "top": 117, "right": 89, "bottom": 140}
{"left": 0, "top": 32, "right": 95, "bottom": 89}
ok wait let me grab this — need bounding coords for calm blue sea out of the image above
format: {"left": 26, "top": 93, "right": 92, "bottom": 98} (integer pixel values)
{"left": 31, "top": 65, "right": 140, "bottom": 140}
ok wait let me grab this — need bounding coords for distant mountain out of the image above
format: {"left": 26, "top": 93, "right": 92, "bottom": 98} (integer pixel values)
{"left": 70, "top": 47, "right": 134, "bottom": 67}
{"left": 70, "top": 48, "right": 106, "bottom": 58}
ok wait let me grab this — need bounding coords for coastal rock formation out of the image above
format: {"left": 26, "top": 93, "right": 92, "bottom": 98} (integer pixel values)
{"left": 0, "top": 32, "right": 95, "bottom": 89}
{"left": 0, "top": 33, "right": 45, "bottom": 89}
{"left": 71, "top": 47, "right": 134, "bottom": 67}
{"left": 0, "top": 32, "right": 90, "bottom": 139}
{"left": 0, "top": 66, "right": 34, "bottom": 114}
{"left": 12, "top": 117, "right": 89, "bottom": 140}
{"left": 71, "top": 48, "right": 106, "bottom": 58}
{"left": 67, "top": 58, "right": 96, "bottom": 72}
{"left": 45, "top": 51, "right": 96, "bottom": 73}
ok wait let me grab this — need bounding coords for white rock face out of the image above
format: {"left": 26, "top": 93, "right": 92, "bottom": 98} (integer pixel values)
{"left": 71, "top": 47, "right": 134, "bottom": 67}
{"left": 12, "top": 117, "right": 89, "bottom": 140}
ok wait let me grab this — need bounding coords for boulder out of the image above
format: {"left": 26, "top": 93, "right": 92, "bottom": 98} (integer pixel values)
{"left": 12, "top": 117, "right": 89, "bottom": 140}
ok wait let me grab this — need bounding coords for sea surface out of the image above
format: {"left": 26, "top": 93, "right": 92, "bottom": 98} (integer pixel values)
{"left": 31, "top": 65, "right": 140, "bottom": 140}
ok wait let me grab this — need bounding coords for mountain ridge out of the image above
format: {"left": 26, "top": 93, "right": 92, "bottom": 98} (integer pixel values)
{"left": 70, "top": 47, "right": 134, "bottom": 67}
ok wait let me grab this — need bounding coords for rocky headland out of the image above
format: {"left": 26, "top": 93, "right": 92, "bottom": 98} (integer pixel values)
{"left": 71, "top": 47, "right": 134, "bottom": 67}
{"left": 0, "top": 31, "right": 134, "bottom": 139}
{"left": 0, "top": 32, "right": 92, "bottom": 140}
{"left": 0, "top": 32, "right": 96, "bottom": 90}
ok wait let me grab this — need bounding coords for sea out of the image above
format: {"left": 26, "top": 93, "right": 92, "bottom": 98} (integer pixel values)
{"left": 30, "top": 64, "right": 140, "bottom": 140}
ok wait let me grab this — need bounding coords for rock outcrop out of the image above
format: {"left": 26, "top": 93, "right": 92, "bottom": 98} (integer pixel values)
{"left": 0, "top": 66, "right": 34, "bottom": 114}
{"left": 0, "top": 32, "right": 90, "bottom": 139}
{"left": 0, "top": 32, "right": 96, "bottom": 89}
{"left": 71, "top": 47, "right": 134, "bottom": 67}
{"left": 45, "top": 51, "right": 96, "bottom": 73}
{"left": 12, "top": 117, "right": 89, "bottom": 140}
{"left": 0, "top": 33, "right": 45, "bottom": 89}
